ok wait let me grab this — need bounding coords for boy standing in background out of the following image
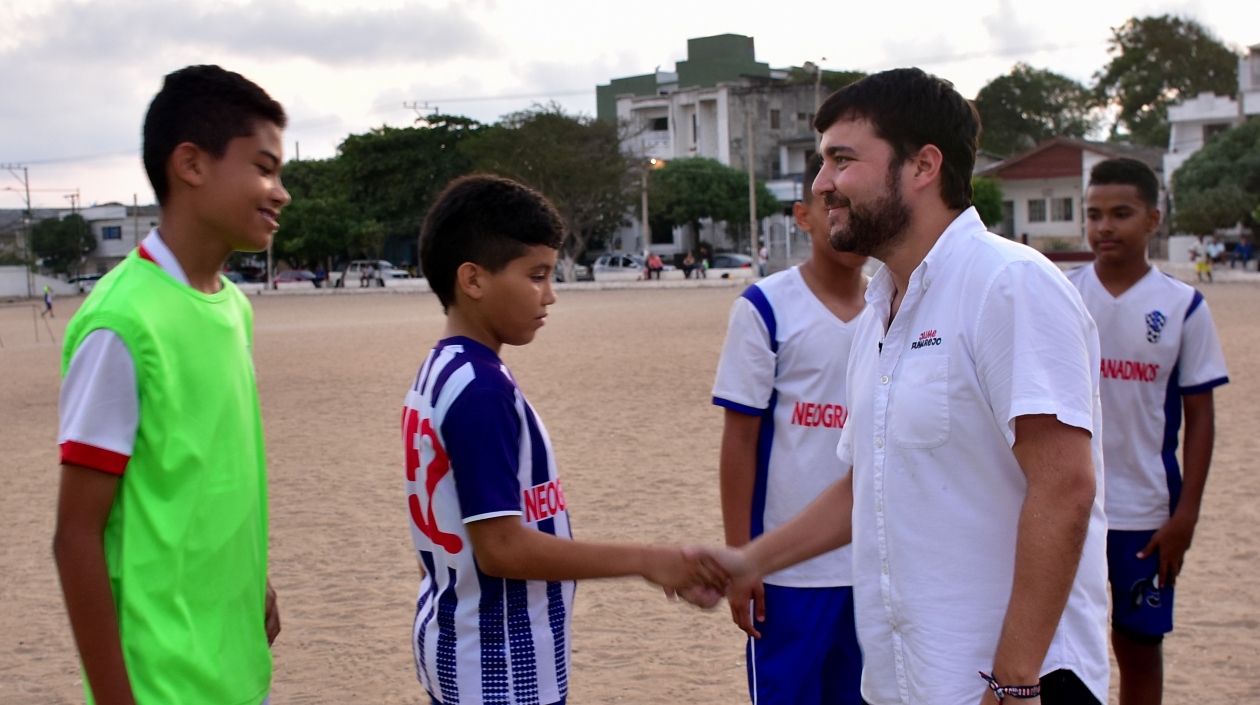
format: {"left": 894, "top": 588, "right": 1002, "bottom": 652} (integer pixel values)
{"left": 1067, "top": 157, "right": 1229, "bottom": 705}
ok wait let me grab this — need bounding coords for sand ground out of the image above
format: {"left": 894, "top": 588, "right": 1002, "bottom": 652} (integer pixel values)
{"left": 2, "top": 282, "right": 1258, "bottom": 703}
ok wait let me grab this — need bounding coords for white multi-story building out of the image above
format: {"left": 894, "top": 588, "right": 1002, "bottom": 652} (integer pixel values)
{"left": 598, "top": 34, "right": 829, "bottom": 260}
{"left": 54, "top": 203, "right": 161, "bottom": 274}
{"left": 1163, "top": 42, "right": 1260, "bottom": 186}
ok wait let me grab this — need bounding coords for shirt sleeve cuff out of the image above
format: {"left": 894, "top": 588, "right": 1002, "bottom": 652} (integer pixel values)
{"left": 1005, "top": 402, "right": 1094, "bottom": 447}
{"left": 60, "top": 441, "right": 129, "bottom": 475}
{"left": 712, "top": 396, "right": 766, "bottom": 416}
{"left": 462, "top": 510, "right": 523, "bottom": 524}
{"left": 1181, "top": 376, "right": 1229, "bottom": 395}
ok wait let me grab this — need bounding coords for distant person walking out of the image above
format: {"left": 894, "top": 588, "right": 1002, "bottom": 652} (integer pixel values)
{"left": 41, "top": 285, "right": 54, "bottom": 318}
{"left": 1189, "top": 236, "right": 1212, "bottom": 283}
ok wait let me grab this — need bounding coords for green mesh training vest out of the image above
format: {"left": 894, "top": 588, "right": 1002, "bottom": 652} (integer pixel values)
{"left": 62, "top": 250, "right": 270, "bottom": 705}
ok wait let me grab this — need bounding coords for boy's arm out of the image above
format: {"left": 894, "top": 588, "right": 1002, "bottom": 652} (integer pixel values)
{"left": 465, "top": 517, "right": 709, "bottom": 595}
{"left": 1139, "top": 390, "right": 1214, "bottom": 587}
{"left": 52, "top": 464, "right": 136, "bottom": 705}
{"left": 719, "top": 409, "right": 765, "bottom": 636}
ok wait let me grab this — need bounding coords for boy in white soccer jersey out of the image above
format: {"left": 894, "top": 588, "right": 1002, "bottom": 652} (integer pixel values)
{"left": 712, "top": 155, "right": 867, "bottom": 705}
{"left": 1067, "top": 158, "right": 1228, "bottom": 705}
{"left": 404, "top": 174, "right": 720, "bottom": 705}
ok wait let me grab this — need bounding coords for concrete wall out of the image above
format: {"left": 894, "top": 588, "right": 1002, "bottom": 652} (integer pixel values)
{"left": 0, "top": 266, "right": 78, "bottom": 298}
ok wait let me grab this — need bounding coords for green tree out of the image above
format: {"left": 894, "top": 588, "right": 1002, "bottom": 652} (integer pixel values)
{"left": 282, "top": 157, "right": 344, "bottom": 201}
{"left": 460, "top": 104, "right": 635, "bottom": 280}
{"left": 31, "top": 214, "right": 95, "bottom": 274}
{"left": 1171, "top": 119, "right": 1260, "bottom": 235}
{"left": 649, "top": 157, "right": 779, "bottom": 246}
{"left": 971, "top": 177, "right": 1004, "bottom": 227}
{"left": 974, "top": 63, "right": 1099, "bottom": 156}
{"left": 273, "top": 196, "right": 362, "bottom": 269}
{"left": 782, "top": 67, "right": 868, "bottom": 94}
{"left": 338, "top": 115, "right": 482, "bottom": 238}
{"left": 1172, "top": 183, "right": 1254, "bottom": 235}
{"left": 1095, "top": 15, "right": 1238, "bottom": 147}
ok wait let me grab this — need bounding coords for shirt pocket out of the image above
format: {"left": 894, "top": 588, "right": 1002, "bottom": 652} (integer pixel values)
{"left": 891, "top": 355, "right": 950, "bottom": 449}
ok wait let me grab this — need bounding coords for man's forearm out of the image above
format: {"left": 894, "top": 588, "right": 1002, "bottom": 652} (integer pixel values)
{"left": 743, "top": 473, "right": 852, "bottom": 578}
{"left": 991, "top": 479, "right": 1092, "bottom": 684}
{"left": 53, "top": 531, "right": 135, "bottom": 705}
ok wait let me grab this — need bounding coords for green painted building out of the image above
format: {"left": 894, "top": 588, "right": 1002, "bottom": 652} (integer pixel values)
{"left": 596, "top": 34, "right": 770, "bottom": 123}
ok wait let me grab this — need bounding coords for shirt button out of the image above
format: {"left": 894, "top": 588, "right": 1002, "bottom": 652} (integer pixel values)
{"left": 875, "top": 437, "right": 884, "bottom": 449}
{"left": 923, "top": 278, "right": 932, "bottom": 290}
{"left": 882, "top": 564, "right": 889, "bottom": 575}
{"left": 876, "top": 501, "right": 883, "bottom": 512}
{"left": 880, "top": 375, "right": 890, "bottom": 385}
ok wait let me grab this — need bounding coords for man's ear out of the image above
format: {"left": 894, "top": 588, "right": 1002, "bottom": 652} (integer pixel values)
{"left": 455, "top": 262, "right": 487, "bottom": 302}
{"left": 908, "top": 144, "right": 945, "bottom": 196}
{"left": 169, "top": 142, "right": 208, "bottom": 190}
{"left": 1148, "top": 207, "right": 1163, "bottom": 233}
{"left": 792, "top": 200, "right": 812, "bottom": 234}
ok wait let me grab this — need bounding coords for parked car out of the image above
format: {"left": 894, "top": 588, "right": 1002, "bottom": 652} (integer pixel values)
{"left": 553, "top": 262, "right": 592, "bottom": 282}
{"left": 709, "top": 253, "right": 754, "bottom": 269}
{"left": 592, "top": 254, "right": 675, "bottom": 277}
{"left": 68, "top": 273, "right": 104, "bottom": 293}
{"left": 223, "top": 271, "right": 247, "bottom": 284}
{"left": 332, "top": 259, "right": 410, "bottom": 287}
{"left": 273, "top": 269, "right": 318, "bottom": 288}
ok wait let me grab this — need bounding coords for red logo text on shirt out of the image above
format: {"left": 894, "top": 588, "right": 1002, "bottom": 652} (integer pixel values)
{"left": 791, "top": 402, "right": 849, "bottom": 429}
{"left": 403, "top": 406, "right": 464, "bottom": 554}
{"left": 912, "top": 329, "right": 942, "bottom": 350}
{"left": 523, "top": 479, "right": 567, "bottom": 523}
{"left": 1100, "top": 358, "right": 1160, "bottom": 383}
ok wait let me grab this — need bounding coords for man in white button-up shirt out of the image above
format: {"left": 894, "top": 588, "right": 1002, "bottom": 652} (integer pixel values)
{"left": 703, "top": 69, "right": 1109, "bottom": 705}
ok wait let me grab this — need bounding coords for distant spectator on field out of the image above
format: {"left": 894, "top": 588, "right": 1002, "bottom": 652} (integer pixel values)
{"left": 314, "top": 265, "right": 325, "bottom": 288}
{"left": 1230, "top": 236, "right": 1253, "bottom": 270}
{"left": 647, "top": 252, "right": 664, "bottom": 280}
{"left": 1189, "top": 236, "right": 1212, "bottom": 283}
{"left": 757, "top": 244, "right": 768, "bottom": 276}
{"left": 1206, "top": 236, "right": 1226, "bottom": 266}
{"left": 682, "top": 251, "right": 697, "bottom": 278}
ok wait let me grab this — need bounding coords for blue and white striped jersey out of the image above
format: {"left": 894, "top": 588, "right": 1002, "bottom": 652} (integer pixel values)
{"left": 402, "top": 337, "right": 574, "bottom": 705}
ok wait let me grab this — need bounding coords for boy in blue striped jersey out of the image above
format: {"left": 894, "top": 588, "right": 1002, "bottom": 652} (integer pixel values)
{"left": 403, "top": 174, "right": 718, "bottom": 705}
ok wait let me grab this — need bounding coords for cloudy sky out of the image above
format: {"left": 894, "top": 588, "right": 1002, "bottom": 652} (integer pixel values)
{"left": 1, "top": 0, "right": 1255, "bottom": 210}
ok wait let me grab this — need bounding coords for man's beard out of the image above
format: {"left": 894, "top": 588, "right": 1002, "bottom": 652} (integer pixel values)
{"left": 826, "top": 165, "right": 912, "bottom": 260}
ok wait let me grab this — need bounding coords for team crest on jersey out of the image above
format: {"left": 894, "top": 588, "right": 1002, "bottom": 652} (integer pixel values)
{"left": 1145, "top": 310, "right": 1167, "bottom": 343}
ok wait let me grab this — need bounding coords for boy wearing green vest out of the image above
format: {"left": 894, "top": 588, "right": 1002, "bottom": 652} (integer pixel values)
{"left": 52, "top": 65, "right": 290, "bottom": 705}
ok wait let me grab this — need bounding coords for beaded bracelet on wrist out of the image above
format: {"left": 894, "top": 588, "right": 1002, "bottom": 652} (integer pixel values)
{"left": 979, "top": 671, "right": 1041, "bottom": 700}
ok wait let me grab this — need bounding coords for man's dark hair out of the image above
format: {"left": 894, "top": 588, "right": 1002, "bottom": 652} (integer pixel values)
{"left": 420, "top": 174, "right": 565, "bottom": 310}
{"left": 1088, "top": 158, "right": 1160, "bottom": 208}
{"left": 801, "top": 153, "right": 824, "bottom": 204}
{"left": 813, "top": 68, "right": 979, "bottom": 210}
{"left": 143, "top": 65, "right": 287, "bottom": 205}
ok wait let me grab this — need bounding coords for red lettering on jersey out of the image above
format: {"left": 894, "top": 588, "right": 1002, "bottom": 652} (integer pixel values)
{"left": 790, "top": 401, "right": 848, "bottom": 428}
{"left": 1101, "top": 358, "right": 1160, "bottom": 383}
{"left": 523, "top": 479, "right": 567, "bottom": 523}
{"left": 403, "top": 407, "right": 464, "bottom": 553}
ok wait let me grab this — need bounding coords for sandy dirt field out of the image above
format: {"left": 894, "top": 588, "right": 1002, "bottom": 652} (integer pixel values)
{"left": 2, "top": 281, "right": 1258, "bottom": 704}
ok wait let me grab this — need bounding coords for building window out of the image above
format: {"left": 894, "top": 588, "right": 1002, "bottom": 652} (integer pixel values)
{"left": 1028, "top": 199, "right": 1047, "bottom": 222}
{"left": 770, "top": 109, "right": 780, "bottom": 129}
{"left": 797, "top": 112, "right": 808, "bottom": 121}
{"left": 650, "top": 117, "right": 668, "bottom": 131}
{"left": 650, "top": 219, "right": 673, "bottom": 245}
{"left": 102, "top": 225, "right": 122, "bottom": 240}
{"left": 1203, "top": 123, "right": 1230, "bottom": 141}
{"left": 1051, "top": 197, "right": 1073, "bottom": 222}
{"left": 692, "top": 113, "right": 698, "bottom": 144}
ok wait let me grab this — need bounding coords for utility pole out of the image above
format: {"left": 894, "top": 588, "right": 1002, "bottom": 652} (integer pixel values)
{"left": 746, "top": 107, "right": 758, "bottom": 275}
{"left": 2, "top": 163, "right": 34, "bottom": 297}
{"left": 295, "top": 141, "right": 300, "bottom": 161}
{"left": 641, "top": 165, "right": 650, "bottom": 257}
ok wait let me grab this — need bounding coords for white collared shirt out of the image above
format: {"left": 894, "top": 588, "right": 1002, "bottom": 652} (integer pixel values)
{"left": 836, "top": 208, "right": 1110, "bottom": 704}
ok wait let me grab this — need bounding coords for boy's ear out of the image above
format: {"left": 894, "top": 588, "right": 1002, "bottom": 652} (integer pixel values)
{"left": 1147, "top": 207, "right": 1163, "bottom": 233}
{"left": 455, "top": 262, "right": 488, "bottom": 302}
{"left": 169, "top": 142, "right": 208, "bottom": 190}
